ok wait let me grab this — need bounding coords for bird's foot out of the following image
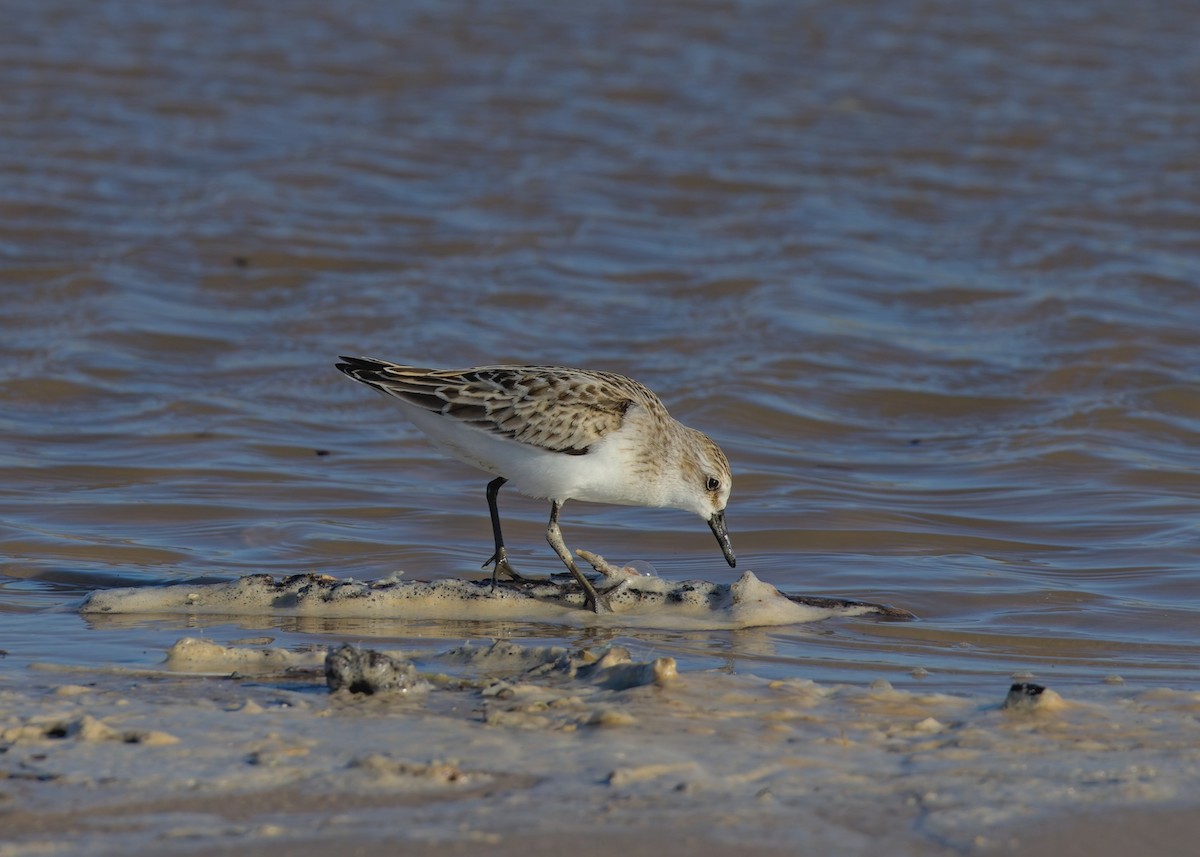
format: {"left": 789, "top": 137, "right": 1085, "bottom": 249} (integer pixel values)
{"left": 483, "top": 548, "right": 545, "bottom": 588}
{"left": 585, "top": 588, "right": 612, "bottom": 614}
{"left": 564, "top": 572, "right": 609, "bottom": 614}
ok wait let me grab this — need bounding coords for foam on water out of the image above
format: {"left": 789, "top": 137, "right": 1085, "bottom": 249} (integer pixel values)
{"left": 79, "top": 559, "right": 906, "bottom": 630}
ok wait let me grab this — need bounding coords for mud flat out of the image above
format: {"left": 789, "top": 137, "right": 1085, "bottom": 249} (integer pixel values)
{"left": 2, "top": 630, "right": 1197, "bottom": 857}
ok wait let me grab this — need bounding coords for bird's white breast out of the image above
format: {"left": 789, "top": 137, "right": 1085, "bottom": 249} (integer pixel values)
{"left": 400, "top": 404, "right": 663, "bottom": 507}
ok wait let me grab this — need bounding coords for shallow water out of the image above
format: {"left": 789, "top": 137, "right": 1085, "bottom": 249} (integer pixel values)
{"left": 2, "top": 0, "right": 1198, "bottom": 698}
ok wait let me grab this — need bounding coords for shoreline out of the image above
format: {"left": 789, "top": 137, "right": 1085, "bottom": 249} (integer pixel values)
{"left": 2, "top": 638, "right": 1197, "bottom": 856}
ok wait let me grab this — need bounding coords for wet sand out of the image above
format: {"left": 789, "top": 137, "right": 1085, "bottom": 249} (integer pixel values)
{"left": 3, "top": 634, "right": 1197, "bottom": 856}
{"left": 191, "top": 809, "right": 1200, "bottom": 857}
{"left": 981, "top": 806, "right": 1200, "bottom": 857}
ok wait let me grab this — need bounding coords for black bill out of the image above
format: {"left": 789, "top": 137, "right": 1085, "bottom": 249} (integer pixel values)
{"left": 708, "top": 510, "right": 736, "bottom": 567}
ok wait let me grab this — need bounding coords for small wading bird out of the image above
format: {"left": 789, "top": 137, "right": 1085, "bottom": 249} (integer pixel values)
{"left": 336, "top": 356, "right": 736, "bottom": 613}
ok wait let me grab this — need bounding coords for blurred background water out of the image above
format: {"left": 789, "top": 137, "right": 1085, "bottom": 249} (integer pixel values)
{"left": 2, "top": 0, "right": 1197, "bottom": 691}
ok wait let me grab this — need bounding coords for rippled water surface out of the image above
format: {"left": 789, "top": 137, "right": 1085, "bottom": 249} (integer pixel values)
{"left": 2, "top": 0, "right": 1198, "bottom": 691}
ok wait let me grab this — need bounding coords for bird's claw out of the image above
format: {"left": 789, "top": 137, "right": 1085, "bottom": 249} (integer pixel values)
{"left": 483, "top": 547, "right": 531, "bottom": 586}
{"left": 485, "top": 548, "right": 609, "bottom": 614}
{"left": 585, "top": 589, "right": 612, "bottom": 614}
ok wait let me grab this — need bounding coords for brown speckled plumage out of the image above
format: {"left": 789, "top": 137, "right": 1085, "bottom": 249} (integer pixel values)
{"left": 335, "top": 355, "right": 736, "bottom": 613}
{"left": 336, "top": 358, "right": 661, "bottom": 456}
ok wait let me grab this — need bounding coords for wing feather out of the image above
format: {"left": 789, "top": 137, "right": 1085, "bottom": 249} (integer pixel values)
{"left": 336, "top": 357, "right": 657, "bottom": 455}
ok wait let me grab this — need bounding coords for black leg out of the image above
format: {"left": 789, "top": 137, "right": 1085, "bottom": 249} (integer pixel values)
{"left": 482, "top": 476, "right": 528, "bottom": 587}
{"left": 545, "top": 500, "right": 607, "bottom": 613}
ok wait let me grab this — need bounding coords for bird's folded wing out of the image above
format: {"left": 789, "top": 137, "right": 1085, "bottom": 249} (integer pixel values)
{"left": 350, "top": 363, "right": 646, "bottom": 455}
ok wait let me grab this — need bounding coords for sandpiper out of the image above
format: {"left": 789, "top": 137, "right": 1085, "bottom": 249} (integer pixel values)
{"left": 336, "top": 356, "right": 735, "bottom": 612}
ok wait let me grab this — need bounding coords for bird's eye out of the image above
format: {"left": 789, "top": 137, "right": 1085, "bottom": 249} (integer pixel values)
{"left": 706, "top": 476, "right": 721, "bottom": 492}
